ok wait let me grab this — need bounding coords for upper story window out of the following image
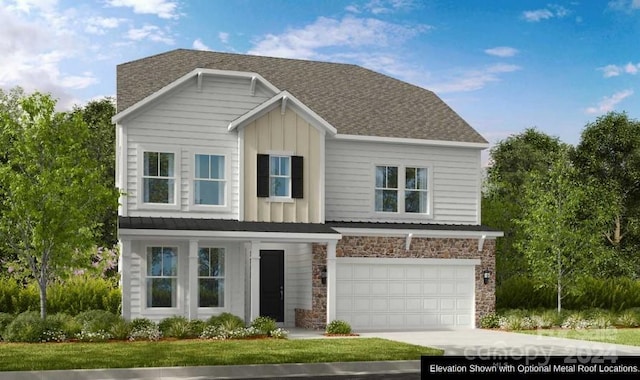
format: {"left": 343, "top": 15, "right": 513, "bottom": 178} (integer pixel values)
{"left": 405, "top": 167, "right": 428, "bottom": 213}
{"left": 375, "top": 166, "right": 398, "bottom": 212}
{"left": 146, "top": 246, "right": 177, "bottom": 308}
{"left": 257, "top": 154, "right": 304, "bottom": 199}
{"left": 194, "top": 154, "right": 225, "bottom": 205}
{"left": 143, "top": 152, "right": 175, "bottom": 204}
{"left": 269, "top": 155, "right": 290, "bottom": 197}
{"left": 375, "top": 165, "right": 429, "bottom": 214}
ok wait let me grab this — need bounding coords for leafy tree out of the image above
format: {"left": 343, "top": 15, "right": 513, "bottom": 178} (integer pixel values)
{"left": 0, "top": 92, "right": 118, "bottom": 318}
{"left": 72, "top": 97, "right": 118, "bottom": 247}
{"left": 483, "top": 128, "right": 567, "bottom": 282}
{"left": 515, "top": 149, "right": 613, "bottom": 312}
{"left": 572, "top": 112, "right": 640, "bottom": 250}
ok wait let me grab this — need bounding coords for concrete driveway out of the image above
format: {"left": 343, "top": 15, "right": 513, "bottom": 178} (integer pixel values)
{"left": 357, "top": 328, "right": 640, "bottom": 356}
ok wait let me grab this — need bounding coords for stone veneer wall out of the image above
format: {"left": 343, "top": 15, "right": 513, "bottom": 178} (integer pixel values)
{"left": 295, "top": 243, "right": 327, "bottom": 329}
{"left": 295, "top": 237, "right": 496, "bottom": 329}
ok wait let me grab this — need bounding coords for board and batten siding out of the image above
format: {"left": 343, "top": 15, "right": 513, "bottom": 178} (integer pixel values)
{"left": 242, "top": 107, "right": 323, "bottom": 223}
{"left": 325, "top": 139, "right": 482, "bottom": 224}
{"left": 121, "top": 75, "right": 273, "bottom": 219}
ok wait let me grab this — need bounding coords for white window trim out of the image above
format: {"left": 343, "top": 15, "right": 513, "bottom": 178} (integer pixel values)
{"left": 136, "top": 145, "right": 181, "bottom": 211}
{"left": 188, "top": 150, "right": 232, "bottom": 212}
{"left": 143, "top": 245, "right": 180, "bottom": 312}
{"left": 267, "top": 151, "right": 294, "bottom": 202}
{"left": 197, "top": 246, "right": 228, "bottom": 310}
{"left": 371, "top": 163, "right": 433, "bottom": 220}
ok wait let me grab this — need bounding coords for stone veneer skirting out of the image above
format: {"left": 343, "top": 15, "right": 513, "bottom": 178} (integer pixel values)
{"left": 295, "top": 236, "right": 496, "bottom": 329}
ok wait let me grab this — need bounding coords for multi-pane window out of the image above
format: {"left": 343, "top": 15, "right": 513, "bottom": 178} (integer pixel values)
{"left": 375, "top": 166, "right": 398, "bottom": 212}
{"left": 146, "top": 247, "right": 177, "bottom": 308}
{"left": 143, "top": 152, "right": 175, "bottom": 203}
{"left": 405, "top": 167, "right": 428, "bottom": 213}
{"left": 194, "top": 154, "right": 225, "bottom": 205}
{"left": 270, "top": 156, "right": 291, "bottom": 197}
{"left": 198, "top": 248, "right": 225, "bottom": 307}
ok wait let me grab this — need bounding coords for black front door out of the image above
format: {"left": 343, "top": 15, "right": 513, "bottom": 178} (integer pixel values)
{"left": 259, "top": 250, "right": 285, "bottom": 322}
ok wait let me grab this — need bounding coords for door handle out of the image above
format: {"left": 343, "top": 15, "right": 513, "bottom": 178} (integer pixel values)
{"left": 280, "top": 286, "right": 284, "bottom": 301}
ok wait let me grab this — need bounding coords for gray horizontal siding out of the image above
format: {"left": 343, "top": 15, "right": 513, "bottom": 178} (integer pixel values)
{"left": 122, "top": 75, "right": 272, "bottom": 218}
{"left": 325, "top": 140, "right": 481, "bottom": 224}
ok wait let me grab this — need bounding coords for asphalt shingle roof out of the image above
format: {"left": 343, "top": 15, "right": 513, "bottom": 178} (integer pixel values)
{"left": 117, "top": 49, "right": 488, "bottom": 144}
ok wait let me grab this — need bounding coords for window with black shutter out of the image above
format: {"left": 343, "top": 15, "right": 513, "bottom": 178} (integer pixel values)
{"left": 256, "top": 154, "right": 304, "bottom": 199}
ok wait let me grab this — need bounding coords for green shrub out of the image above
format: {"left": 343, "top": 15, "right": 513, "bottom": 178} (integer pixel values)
{"left": 251, "top": 316, "right": 277, "bottom": 336}
{"left": 74, "top": 310, "right": 119, "bottom": 333}
{"left": 46, "top": 313, "right": 81, "bottom": 337}
{"left": 326, "top": 320, "right": 352, "bottom": 335}
{"left": 479, "top": 313, "right": 500, "bottom": 329}
{"left": 0, "top": 312, "right": 15, "bottom": 340}
{"left": 188, "top": 320, "right": 206, "bottom": 337}
{"left": 109, "top": 317, "right": 132, "bottom": 340}
{"left": 129, "top": 318, "right": 161, "bottom": 341}
{"left": 3, "top": 311, "right": 46, "bottom": 342}
{"left": 159, "top": 316, "right": 192, "bottom": 339}
{"left": 208, "top": 312, "right": 245, "bottom": 328}
{"left": 47, "top": 276, "right": 121, "bottom": 315}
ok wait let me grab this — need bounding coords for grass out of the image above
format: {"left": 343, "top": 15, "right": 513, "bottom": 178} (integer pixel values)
{"left": 519, "top": 328, "right": 640, "bottom": 346}
{"left": 0, "top": 338, "right": 443, "bottom": 371}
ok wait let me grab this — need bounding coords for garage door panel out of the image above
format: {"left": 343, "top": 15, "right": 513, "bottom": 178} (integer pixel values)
{"left": 336, "top": 261, "right": 475, "bottom": 330}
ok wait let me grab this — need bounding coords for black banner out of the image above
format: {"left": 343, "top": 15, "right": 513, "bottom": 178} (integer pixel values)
{"left": 421, "top": 355, "right": 640, "bottom": 379}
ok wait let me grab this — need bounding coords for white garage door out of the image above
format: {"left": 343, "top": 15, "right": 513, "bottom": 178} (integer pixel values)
{"left": 336, "top": 258, "right": 478, "bottom": 330}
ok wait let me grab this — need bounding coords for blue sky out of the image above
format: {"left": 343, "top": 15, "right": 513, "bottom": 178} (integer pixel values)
{"left": 1, "top": 0, "right": 639, "bottom": 163}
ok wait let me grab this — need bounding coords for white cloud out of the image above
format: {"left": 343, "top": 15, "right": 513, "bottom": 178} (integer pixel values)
{"left": 585, "top": 89, "right": 634, "bottom": 114}
{"left": 126, "top": 25, "right": 174, "bottom": 44}
{"left": 608, "top": 0, "right": 640, "bottom": 11}
{"left": 192, "top": 38, "right": 211, "bottom": 51}
{"left": 85, "top": 17, "right": 126, "bottom": 35}
{"left": 599, "top": 62, "right": 640, "bottom": 77}
{"left": 218, "top": 32, "right": 229, "bottom": 44}
{"left": 428, "top": 64, "right": 521, "bottom": 94}
{"left": 522, "top": 5, "right": 569, "bottom": 22}
{"left": 249, "top": 15, "right": 429, "bottom": 59}
{"left": 106, "top": 0, "right": 180, "bottom": 19}
{"left": 364, "top": 0, "right": 416, "bottom": 14}
{"left": 484, "top": 46, "right": 519, "bottom": 58}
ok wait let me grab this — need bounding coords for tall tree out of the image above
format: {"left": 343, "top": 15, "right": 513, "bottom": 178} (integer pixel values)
{"left": 0, "top": 92, "right": 118, "bottom": 318}
{"left": 515, "top": 149, "right": 613, "bottom": 312}
{"left": 72, "top": 97, "right": 118, "bottom": 247}
{"left": 482, "top": 128, "right": 566, "bottom": 282}
{"left": 572, "top": 112, "right": 640, "bottom": 254}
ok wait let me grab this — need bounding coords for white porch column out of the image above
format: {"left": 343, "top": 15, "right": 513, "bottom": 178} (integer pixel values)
{"left": 249, "top": 240, "right": 261, "bottom": 321}
{"left": 188, "top": 239, "right": 199, "bottom": 320}
{"left": 119, "top": 238, "right": 132, "bottom": 320}
{"left": 326, "top": 241, "right": 337, "bottom": 324}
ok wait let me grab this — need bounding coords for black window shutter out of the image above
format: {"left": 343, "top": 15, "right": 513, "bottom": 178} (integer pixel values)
{"left": 257, "top": 154, "right": 269, "bottom": 197}
{"left": 292, "top": 155, "right": 303, "bottom": 199}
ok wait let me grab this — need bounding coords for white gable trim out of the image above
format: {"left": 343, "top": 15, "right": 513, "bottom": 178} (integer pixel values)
{"left": 333, "top": 134, "right": 490, "bottom": 149}
{"left": 112, "top": 68, "right": 280, "bottom": 123}
{"left": 228, "top": 90, "right": 338, "bottom": 136}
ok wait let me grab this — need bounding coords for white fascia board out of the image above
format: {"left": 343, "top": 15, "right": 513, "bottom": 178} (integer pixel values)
{"left": 119, "top": 228, "right": 342, "bottom": 242}
{"left": 337, "top": 257, "right": 482, "bottom": 266}
{"left": 333, "top": 227, "right": 503, "bottom": 239}
{"left": 228, "top": 90, "right": 337, "bottom": 136}
{"left": 112, "top": 68, "right": 279, "bottom": 123}
{"left": 333, "top": 134, "right": 490, "bottom": 149}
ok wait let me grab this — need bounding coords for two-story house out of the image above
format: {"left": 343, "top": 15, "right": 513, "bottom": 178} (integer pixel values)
{"left": 113, "top": 49, "right": 502, "bottom": 331}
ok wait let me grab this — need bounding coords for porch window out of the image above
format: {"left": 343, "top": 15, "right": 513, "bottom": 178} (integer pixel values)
{"left": 143, "top": 152, "right": 175, "bottom": 204}
{"left": 198, "top": 247, "right": 225, "bottom": 307}
{"left": 146, "top": 246, "right": 177, "bottom": 308}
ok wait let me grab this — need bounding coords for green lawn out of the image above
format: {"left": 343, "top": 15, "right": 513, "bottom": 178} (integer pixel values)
{"left": 520, "top": 328, "right": 640, "bottom": 346}
{"left": 0, "top": 338, "right": 443, "bottom": 371}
